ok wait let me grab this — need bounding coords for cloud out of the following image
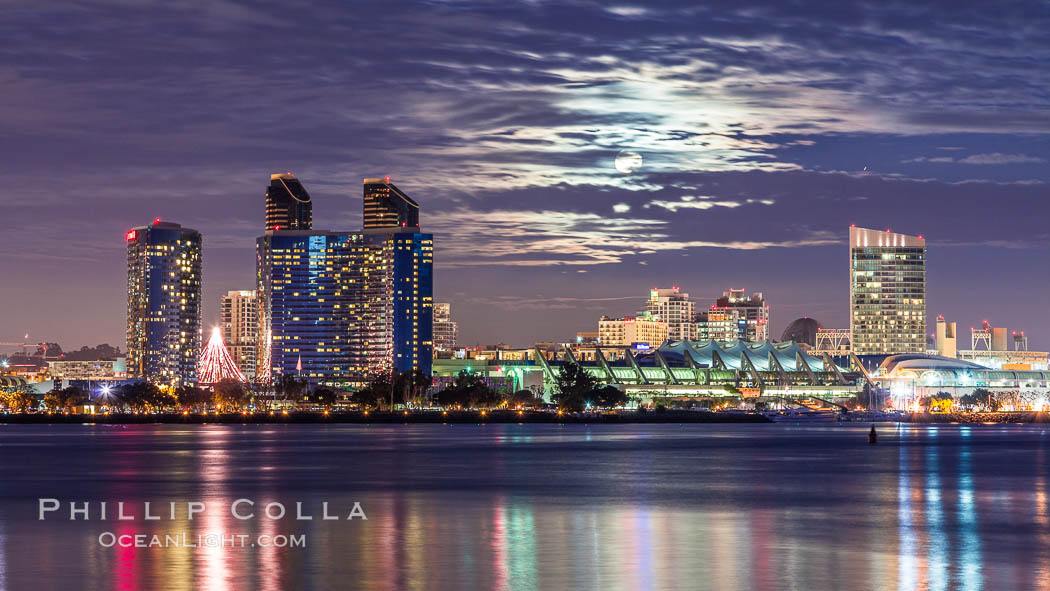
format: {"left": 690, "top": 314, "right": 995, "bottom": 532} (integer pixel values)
{"left": 957, "top": 153, "right": 1045, "bottom": 165}
{"left": 903, "top": 153, "right": 1044, "bottom": 165}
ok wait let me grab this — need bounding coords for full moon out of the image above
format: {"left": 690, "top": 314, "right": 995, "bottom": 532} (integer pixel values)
{"left": 614, "top": 150, "right": 643, "bottom": 174}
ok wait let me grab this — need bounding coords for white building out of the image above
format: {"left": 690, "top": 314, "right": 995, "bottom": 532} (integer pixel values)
{"left": 433, "top": 302, "right": 458, "bottom": 351}
{"left": 598, "top": 316, "right": 668, "bottom": 348}
{"left": 849, "top": 226, "right": 926, "bottom": 355}
{"left": 644, "top": 287, "right": 695, "bottom": 341}
{"left": 221, "top": 290, "right": 259, "bottom": 379}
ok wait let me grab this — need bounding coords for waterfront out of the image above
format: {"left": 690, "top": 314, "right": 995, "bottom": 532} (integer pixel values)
{"left": 2, "top": 423, "right": 1050, "bottom": 590}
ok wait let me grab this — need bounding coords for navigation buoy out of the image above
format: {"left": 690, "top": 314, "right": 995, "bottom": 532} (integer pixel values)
{"left": 868, "top": 425, "right": 878, "bottom": 445}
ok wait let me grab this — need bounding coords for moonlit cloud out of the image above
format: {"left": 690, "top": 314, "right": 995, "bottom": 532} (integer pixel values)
{"left": 2, "top": 0, "right": 1049, "bottom": 348}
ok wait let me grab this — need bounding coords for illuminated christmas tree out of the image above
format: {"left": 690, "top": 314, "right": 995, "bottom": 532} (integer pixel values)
{"left": 198, "top": 327, "right": 246, "bottom": 385}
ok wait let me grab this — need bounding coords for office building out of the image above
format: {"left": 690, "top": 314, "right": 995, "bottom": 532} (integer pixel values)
{"left": 265, "top": 173, "right": 313, "bottom": 231}
{"left": 256, "top": 178, "right": 433, "bottom": 384}
{"left": 126, "top": 220, "right": 202, "bottom": 386}
{"left": 849, "top": 226, "right": 926, "bottom": 355}
{"left": 695, "top": 307, "right": 745, "bottom": 342}
{"left": 598, "top": 316, "right": 668, "bottom": 348}
{"left": 433, "top": 303, "right": 458, "bottom": 351}
{"left": 384, "top": 231, "right": 434, "bottom": 375}
{"left": 645, "top": 287, "right": 695, "bottom": 340}
{"left": 221, "top": 290, "right": 259, "bottom": 379}
{"left": 715, "top": 289, "right": 769, "bottom": 341}
{"left": 363, "top": 177, "right": 419, "bottom": 229}
{"left": 258, "top": 231, "right": 374, "bottom": 385}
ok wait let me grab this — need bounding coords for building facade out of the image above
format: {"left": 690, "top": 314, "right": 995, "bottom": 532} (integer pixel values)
{"left": 433, "top": 302, "right": 458, "bottom": 352}
{"left": 255, "top": 179, "right": 433, "bottom": 385}
{"left": 849, "top": 226, "right": 927, "bottom": 355}
{"left": 221, "top": 290, "right": 259, "bottom": 379}
{"left": 645, "top": 287, "right": 695, "bottom": 340}
{"left": 695, "top": 307, "right": 745, "bottom": 342}
{"left": 126, "top": 220, "right": 202, "bottom": 386}
{"left": 363, "top": 177, "right": 419, "bottom": 229}
{"left": 48, "top": 358, "right": 127, "bottom": 381}
{"left": 265, "top": 173, "right": 313, "bottom": 231}
{"left": 715, "top": 289, "right": 769, "bottom": 341}
{"left": 257, "top": 231, "right": 372, "bottom": 385}
{"left": 598, "top": 316, "right": 668, "bottom": 348}
{"left": 384, "top": 231, "right": 434, "bottom": 375}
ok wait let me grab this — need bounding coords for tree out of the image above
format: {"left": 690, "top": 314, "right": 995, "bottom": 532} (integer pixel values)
{"left": 311, "top": 386, "right": 337, "bottom": 409}
{"left": 114, "top": 382, "right": 168, "bottom": 411}
{"left": 353, "top": 372, "right": 391, "bottom": 410}
{"left": 593, "top": 385, "right": 629, "bottom": 408}
{"left": 176, "top": 385, "right": 212, "bottom": 412}
{"left": 35, "top": 342, "right": 63, "bottom": 358}
{"left": 63, "top": 344, "right": 122, "bottom": 361}
{"left": 919, "top": 391, "right": 954, "bottom": 413}
{"left": 395, "top": 369, "right": 432, "bottom": 407}
{"left": 506, "top": 389, "right": 544, "bottom": 408}
{"left": 275, "top": 374, "right": 307, "bottom": 402}
{"left": 44, "top": 386, "right": 88, "bottom": 412}
{"left": 552, "top": 361, "right": 599, "bottom": 412}
{"left": 0, "top": 386, "right": 38, "bottom": 412}
{"left": 212, "top": 379, "right": 248, "bottom": 412}
{"left": 550, "top": 361, "right": 627, "bottom": 411}
{"left": 434, "top": 370, "right": 499, "bottom": 409}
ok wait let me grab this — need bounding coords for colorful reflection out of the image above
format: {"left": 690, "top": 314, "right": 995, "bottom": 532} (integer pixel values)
{"left": 2, "top": 424, "right": 1050, "bottom": 590}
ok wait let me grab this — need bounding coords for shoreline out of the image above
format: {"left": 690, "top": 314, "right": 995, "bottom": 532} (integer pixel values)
{"left": 0, "top": 410, "right": 773, "bottom": 424}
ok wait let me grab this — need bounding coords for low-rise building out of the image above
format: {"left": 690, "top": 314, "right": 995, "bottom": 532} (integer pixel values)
{"left": 47, "top": 358, "right": 127, "bottom": 381}
{"left": 598, "top": 315, "right": 668, "bottom": 348}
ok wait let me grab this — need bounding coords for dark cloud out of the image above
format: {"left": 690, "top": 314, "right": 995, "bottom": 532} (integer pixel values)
{"left": 1, "top": 0, "right": 1048, "bottom": 349}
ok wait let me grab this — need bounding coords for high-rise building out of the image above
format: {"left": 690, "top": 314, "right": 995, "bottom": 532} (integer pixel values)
{"left": 645, "top": 287, "right": 695, "bottom": 341}
{"left": 598, "top": 316, "right": 668, "bottom": 348}
{"left": 384, "top": 231, "right": 434, "bottom": 375}
{"left": 716, "top": 289, "right": 769, "bottom": 341}
{"left": 363, "top": 177, "right": 419, "bottom": 229}
{"left": 221, "top": 290, "right": 259, "bottom": 379}
{"left": 257, "top": 231, "right": 374, "bottom": 385}
{"left": 433, "top": 303, "right": 458, "bottom": 351}
{"left": 265, "top": 173, "right": 313, "bottom": 232}
{"left": 256, "top": 180, "right": 433, "bottom": 384}
{"left": 695, "top": 307, "right": 745, "bottom": 342}
{"left": 849, "top": 226, "right": 926, "bottom": 355}
{"left": 125, "top": 220, "right": 202, "bottom": 386}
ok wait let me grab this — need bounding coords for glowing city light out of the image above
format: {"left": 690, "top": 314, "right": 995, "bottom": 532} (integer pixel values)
{"left": 198, "top": 327, "right": 246, "bottom": 385}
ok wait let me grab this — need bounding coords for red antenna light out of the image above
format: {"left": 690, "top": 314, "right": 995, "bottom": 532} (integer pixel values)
{"left": 154, "top": 217, "right": 162, "bottom": 225}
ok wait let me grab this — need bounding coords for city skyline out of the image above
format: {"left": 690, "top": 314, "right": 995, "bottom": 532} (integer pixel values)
{"left": 2, "top": 1, "right": 1049, "bottom": 349}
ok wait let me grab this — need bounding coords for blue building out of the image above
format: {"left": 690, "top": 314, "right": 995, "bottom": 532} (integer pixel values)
{"left": 256, "top": 177, "right": 433, "bottom": 385}
{"left": 125, "top": 220, "right": 202, "bottom": 386}
{"left": 385, "top": 231, "right": 434, "bottom": 376}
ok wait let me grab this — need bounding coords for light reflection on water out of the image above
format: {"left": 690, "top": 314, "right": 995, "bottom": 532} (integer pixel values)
{"left": 1, "top": 423, "right": 1049, "bottom": 590}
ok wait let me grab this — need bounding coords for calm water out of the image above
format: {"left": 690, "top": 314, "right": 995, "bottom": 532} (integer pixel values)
{"left": 1, "top": 422, "right": 1049, "bottom": 590}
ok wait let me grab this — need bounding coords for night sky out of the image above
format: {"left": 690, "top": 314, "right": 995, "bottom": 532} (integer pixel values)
{"left": 2, "top": 1, "right": 1048, "bottom": 350}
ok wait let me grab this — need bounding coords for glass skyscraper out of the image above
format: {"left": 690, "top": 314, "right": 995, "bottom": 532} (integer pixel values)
{"left": 256, "top": 179, "right": 433, "bottom": 385}
{"left": 126, "top": 220, "right": 202, "bottom": 386}
{"left": 363, "top": 177, "right": 419, "bottom": 229}
{"left": 265, "top": 173, "right": 313, "bottom": 231}
{"left": 849, "top": 226, "right": 926, "bottom": 355}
